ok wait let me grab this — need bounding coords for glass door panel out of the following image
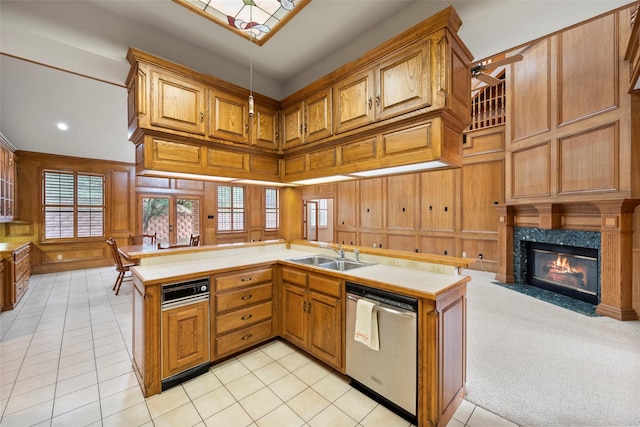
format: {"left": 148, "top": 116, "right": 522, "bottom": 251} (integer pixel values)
{"left": 140, "top": 196, "right": 201, "bottom": 245}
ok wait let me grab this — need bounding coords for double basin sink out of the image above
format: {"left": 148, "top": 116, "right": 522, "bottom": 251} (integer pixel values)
{"left": 288, "top": 254, "right": 375, "bottom": 271}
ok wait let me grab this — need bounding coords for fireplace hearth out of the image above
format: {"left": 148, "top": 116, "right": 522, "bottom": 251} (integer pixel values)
{"left": 527, "top": 242, "right": 599, "bottom": 304}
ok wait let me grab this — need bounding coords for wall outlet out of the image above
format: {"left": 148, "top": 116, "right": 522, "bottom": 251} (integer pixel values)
{"left": 462, "top": 252, "right": 467, "bottom": 258}
{"left": 57, "top": 254, "right": 63, "bottom": 260}
{"left": 372, "top": 243, "right": 377, "bottom": 248}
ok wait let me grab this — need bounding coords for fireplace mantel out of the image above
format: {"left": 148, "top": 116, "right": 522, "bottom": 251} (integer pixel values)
{"left": 494, "top": 199, "right": 640, "bottom": 320}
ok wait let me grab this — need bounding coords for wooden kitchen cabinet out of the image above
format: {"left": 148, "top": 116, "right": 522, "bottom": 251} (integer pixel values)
{"left": 359, "top": 177, "right": 384, "bottom": 229}
{"left": 334, "top": 41, "right": 430, "bottom": 134}
{"left": 0, "top": 143, "right": 15, "bottom": 222}
{"left": 209, "top": 90, "right": 249, "bottom": 145}
{"left": 387, "top": 174, "right": 417, "bottom": 230}
{"left": 420, "top": 169, "right": 455, "bottom": 232}
{"left": 282, "top": 87, "right": 333, "bottom": 149}
{"left": 150, "top": 68, "right": 207, "bottom": 135}
{"left": 336, "top": 180, "right": 358, "bottom": 228}
{"left": 162, "top": 299, "right": 209, "bottom": 379}
{"left": 281, "top": 267, "right": 343, "bottom": 370}
{"left": 1, "top": 242, "right": 31, "bottom": 311}
{"left": 252, "top": 104, "right": 279, "bottom": 151}
{"left": 213, "top": 266, "right": 274, "bottom": 358}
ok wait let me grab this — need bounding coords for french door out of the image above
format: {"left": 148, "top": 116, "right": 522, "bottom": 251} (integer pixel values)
{"left": 139, "top": 195, "right": 201, "bottom": 245}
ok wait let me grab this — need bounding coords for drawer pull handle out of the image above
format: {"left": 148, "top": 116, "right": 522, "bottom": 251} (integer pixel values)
{"left": 241, "top": 294, "right": 253, "bottom": 300}
{"left": 241, "top": 333, "right": 253, "bottom": 341}
{"left": 241, "top": 314, "right": 253, "bottom": 321}
{"left": 241, "top": 277, "right": 253, "bottom": 282}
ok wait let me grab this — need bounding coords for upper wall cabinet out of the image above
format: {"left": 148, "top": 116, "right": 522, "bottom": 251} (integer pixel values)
{"left": 334, "top": 41, "right": 430, "bottom": 134}
{"left": 0, "top": 140, "right": 16, "bottom": 222}
{"left": 282, "top": 88, "right": 333, "bottom": 150}
{"left": 252, "top": 104, "right": 279, "bottom": 151}
{"left": 150, "top": 69, "right": 207, "bottom": 136}
{"left": 208, "top": 90, "right": 249, "bottom": 144}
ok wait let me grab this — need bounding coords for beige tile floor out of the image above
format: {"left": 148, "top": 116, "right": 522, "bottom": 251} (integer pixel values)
{"left": 0, "top": 267, "right": 518, "bottom": 427}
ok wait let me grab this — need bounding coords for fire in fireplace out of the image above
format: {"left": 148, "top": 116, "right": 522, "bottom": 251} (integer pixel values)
{"left": 526, "top": 242, "right": 599, "bottom": 304}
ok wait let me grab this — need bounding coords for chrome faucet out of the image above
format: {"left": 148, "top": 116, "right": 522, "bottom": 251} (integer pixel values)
{"left": 319, "top": 242, "right": 345, "bottom": 260}
{"left": 353, "top": 249, "right": 360, "bottom": 263}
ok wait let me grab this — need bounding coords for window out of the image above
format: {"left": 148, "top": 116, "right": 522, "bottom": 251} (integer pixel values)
{"left": 265, "top": 188, "right": 279, "bottom": 230}
{"left": 309, "top": 199, "right": 328, "bottom": 228}
{"left": 43, "top": 170, "right": 104, "bottom": 239}
{"left": 217, "top": 185, "right": 245, "bottom": 232}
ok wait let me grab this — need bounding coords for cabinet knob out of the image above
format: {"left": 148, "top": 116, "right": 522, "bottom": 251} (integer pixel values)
{"left": 241, "top": 333, "right": 253, "bottom": 341}
{"left": 241, "top": 277, "right": 253, "bottom": 282}
{"left": 375, "top": 95, "right": 380, "bottom": 108}
{"left": 368, "top": 97, "right": 372, "bottom": 110}
{"left": 241, "top": 294, "right": 253, "bottom": 300}
{"left": 241, "top": 314, "right": 253, "bottom": 321}
{"left": 200, "top": 112, "right": 204, "bottom": 123}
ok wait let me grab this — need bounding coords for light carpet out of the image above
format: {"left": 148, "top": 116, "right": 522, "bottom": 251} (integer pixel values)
{"left": 464, "top": 270, "right": 640, "bottom": 427}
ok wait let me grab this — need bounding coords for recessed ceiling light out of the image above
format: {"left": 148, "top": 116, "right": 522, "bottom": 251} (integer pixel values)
{"left": 57, "top": 122, "right": 68, "bottom": 131}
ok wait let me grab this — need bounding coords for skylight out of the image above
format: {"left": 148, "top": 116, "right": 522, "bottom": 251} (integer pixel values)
{"left": 173, "top": 0, "right": 311, "bottom": 45}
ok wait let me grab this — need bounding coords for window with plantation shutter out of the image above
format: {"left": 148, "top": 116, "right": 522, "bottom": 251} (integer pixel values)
{"left": 43, "top": 171, "right": 105, "bottom": 240}
{"left": 265, "top": 188, "right": 279, "bottom": 230}
{"left": 217, "top": 185, "right": 245, "bottom": 232}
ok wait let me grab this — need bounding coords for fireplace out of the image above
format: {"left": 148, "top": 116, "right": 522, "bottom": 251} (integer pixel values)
{"left": 526, "top": 242, "right": 599, "bottom": 304}
{"left": 513, "top": 227, "right": 601, "bottom": 305}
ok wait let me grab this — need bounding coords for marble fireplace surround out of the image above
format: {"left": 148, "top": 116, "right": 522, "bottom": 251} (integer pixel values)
{"left": 494, "top": 200, "right": 640, "bottom": 321}
{"left": 513, "top": 227, "right": 601, "bottom": 301}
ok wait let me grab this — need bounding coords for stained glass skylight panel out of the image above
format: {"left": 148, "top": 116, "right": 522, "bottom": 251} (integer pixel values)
{"left": 173, "top": 0, "right": 311, "bottom": 45}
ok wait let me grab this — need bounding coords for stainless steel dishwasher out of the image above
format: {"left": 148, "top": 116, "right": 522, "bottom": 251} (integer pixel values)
{"left": 345, "top": 282, "right": 418, "bottom": 424}
{"left": 161, "top": 278, "right": 210, "bottom": 391}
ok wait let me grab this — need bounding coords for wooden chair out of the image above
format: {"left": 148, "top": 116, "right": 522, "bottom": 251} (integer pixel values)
{"left": 128, "top": 232, "right": 156, "bottom": 245}
{"left": 189, "top": 234, "right": 200, "bottom": 246}
{"left": 106, "top": 238, "right": 136, "bottom": 295}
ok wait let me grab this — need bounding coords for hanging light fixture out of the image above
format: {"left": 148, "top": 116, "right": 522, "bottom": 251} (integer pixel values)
{"left": 247, "top": 3, "right": 255, "bottom": 117}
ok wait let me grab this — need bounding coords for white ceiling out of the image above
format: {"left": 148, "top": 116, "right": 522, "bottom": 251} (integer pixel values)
{"left": 0, "top": 0, "right": 634, "bottom": 164}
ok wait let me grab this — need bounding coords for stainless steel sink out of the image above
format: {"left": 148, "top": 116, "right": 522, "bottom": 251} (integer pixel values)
{"left": 318, "top": 259, "right": 374, "bottom": 271}
{"left": 288, "top": 255, "right": 336, "bottom": 266}
{"left": 288, "top": 255, "right": 375, "bottom": 271}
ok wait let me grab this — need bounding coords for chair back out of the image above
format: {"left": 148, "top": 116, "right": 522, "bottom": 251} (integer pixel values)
{"left": 106, "top": 238, "right": 125, "bottom": 271}
{"left": 189, "top": 234, "right": 200, "bottom": 246}
{"left": 129, "top": 233, "right": 157, "bottom": 245}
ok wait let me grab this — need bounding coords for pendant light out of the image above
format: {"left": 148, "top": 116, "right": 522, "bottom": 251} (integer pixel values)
{"left": 248, "top": 4, "right": 255, "bottom": 117}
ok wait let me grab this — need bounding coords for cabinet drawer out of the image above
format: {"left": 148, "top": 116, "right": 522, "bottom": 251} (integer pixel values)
{"left": 309, "top": 275, "right": 342, "bottom": 298}
{"left": 282, "top": 267, "right": 307, "bottom": 287}
{"left": 14, "top": 257, "right": 30, "bottom": 281}
{"left": 215, "top": 268, "right": 272, "bottom": 291}
{"left": 13, "top": 244, "right": 30, "bottom": 262}
{"left": 216, "top": 301, "right": 272, "bottom": 334}
{"left": 216, "top": 283, "right": 272, "bottom": 313}
{"left": 215, "top": 320, "right": 272, "bottom": 358}
{"left": 15, "top": 276, "right": 28, "bottom": 301}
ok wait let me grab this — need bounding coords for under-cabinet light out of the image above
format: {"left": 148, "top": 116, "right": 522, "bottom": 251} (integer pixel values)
{"left": 57, "top": 122, "right": 68, "bottom": 131}
{"left": 349, "top": 161, "right": 448, "bottom": 177}
{"left": 289, "top": 175, "right": 355, "bottom": 186}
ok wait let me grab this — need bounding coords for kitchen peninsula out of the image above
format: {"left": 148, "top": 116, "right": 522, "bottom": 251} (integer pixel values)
{"left": 131, "top": 240, "right": 469, "bottom": 427}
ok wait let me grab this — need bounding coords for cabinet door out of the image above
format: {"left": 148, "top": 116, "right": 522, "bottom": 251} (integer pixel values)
{"left": 375, "top": 41, "right": 430, "bottom": 121}
{"left": 150, "top": 69, "right": 206, "bottom": 135}
{"left": 281, "top": 283, "right": 307, "bottom": 348}
{"left": 305, "top": 88, "right": 333, "bottom": 143}
{"left": 387, "top": 174, "right": 417, "bottom": 230}
{"left": 359, "top": 177, "right": 384, "bottom": 229}
{"left": 336, "top": 180, "right": 358, "bottom": 228}
{"left": 162, "top": 300, "right": 209, "bottom": 379}
{"left": 308, "top": 290, "right": 342, "bottom": 369}
{"left": 282, "top": 103, "right": 304, "bottom": 150}
{"left": 209, "top": 90, "right": 249, "bottom": 144}
{"left": 252, "top": 104, "right": 279, "bottom": 150}
{"left": 334, "top": 69, "right": 375, "bottom": 134}
{"left": 421, "top": 169, "right": 455, "bottom": 231}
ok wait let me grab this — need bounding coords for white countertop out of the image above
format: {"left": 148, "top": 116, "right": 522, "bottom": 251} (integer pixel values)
{"left": 131, "top": 245, "right": 469, "bottom": 299}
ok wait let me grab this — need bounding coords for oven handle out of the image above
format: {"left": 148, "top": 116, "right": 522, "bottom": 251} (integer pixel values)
{"left": 347, "top": 294, "right": 416, "bottom": 318}
{"left": 162, "top": 293, "right": 209, "bottom": 311}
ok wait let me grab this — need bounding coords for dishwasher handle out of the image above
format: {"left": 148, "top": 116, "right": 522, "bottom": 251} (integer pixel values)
{"left": 347, "top": 294, "right": 416, "bottom": 319}
{"left": 162, "top": 293, "right": 209, "bottom": 311}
